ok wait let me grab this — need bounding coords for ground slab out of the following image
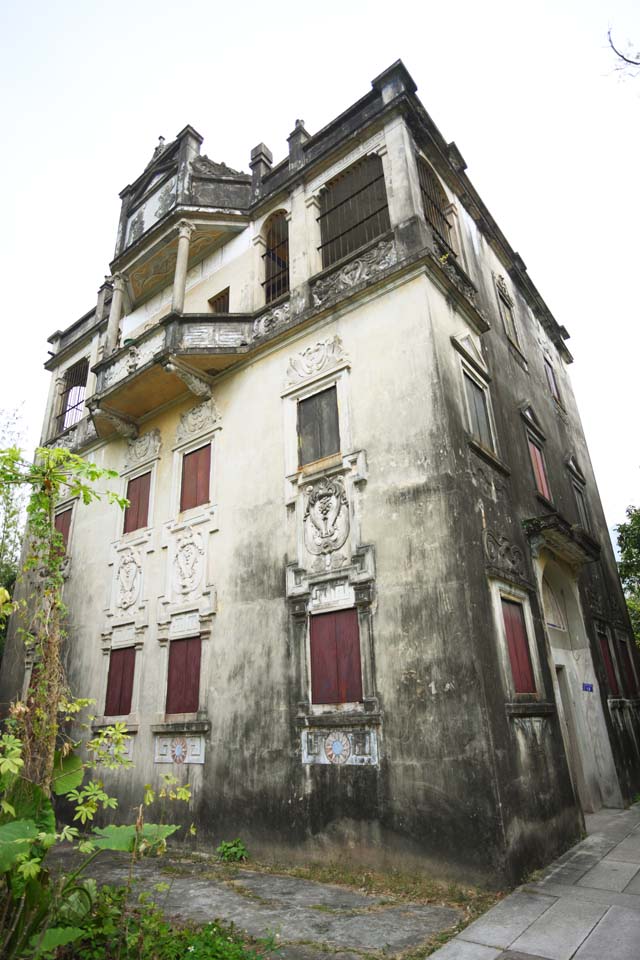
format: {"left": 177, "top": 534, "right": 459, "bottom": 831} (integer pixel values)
{"left": 429, "top": 803, "right": 640, "bottom": 960}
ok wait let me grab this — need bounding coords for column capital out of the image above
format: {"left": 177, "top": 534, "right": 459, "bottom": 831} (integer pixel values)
{"left": 111, "top": 273, "right": 126, "bottom": 293}
{"left": 176, "top": 220, "right": 195, "bottom": 240}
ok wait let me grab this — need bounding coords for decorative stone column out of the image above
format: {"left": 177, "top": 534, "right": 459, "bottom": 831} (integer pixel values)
{"left": 104, "top": 274, "right": 126, "bottom": 355}
{"left": 172, "top": 220, "right": 195, "bottom": 313}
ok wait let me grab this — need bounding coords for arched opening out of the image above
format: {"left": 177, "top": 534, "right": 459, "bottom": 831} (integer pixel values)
{"left": 263, "top": 211, "right": 289, "bottom": 304}
{"left": 540, "top": 558, "right": 622, "bottom": 813}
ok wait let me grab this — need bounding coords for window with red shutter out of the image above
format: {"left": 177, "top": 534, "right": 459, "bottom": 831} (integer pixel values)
{"left": 104, "top": 647, "right": 136, "bottom": 716}
{"left": 123, "top": 472, "right": 151, "bottom": 534}
{"left": 501, "top": 598, "right": 536, "bottom": 694}
{"left": 616, "top": 635, "right": 637, "bottom": 698}
{"left": 528, "top": 436, "right": 551, "bottom": 501}
{"left": 54, "top": 508, "right": 73, "bottom": 552}
{"left": 180, "top": 445, "right": 211, "bottom": 512}
{"left": 310, "top": 609, "right": 362, "bottom": 704}
{"left": 598, "top": 630, "right": 620, "bottom": 697}
{"left": 166, "top": 636, "right": 201, "bottom": 714}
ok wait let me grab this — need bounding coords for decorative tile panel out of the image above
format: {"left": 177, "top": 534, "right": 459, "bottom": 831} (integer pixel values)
{"left": 302, "top": 727, "right": 379, "bottom": 766}
{"left": 154, "top": 734, "right": 206, "bottom": 765}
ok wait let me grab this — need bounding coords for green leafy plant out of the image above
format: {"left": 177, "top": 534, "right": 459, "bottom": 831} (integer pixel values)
{"left": 216, "top": 838, "right": 249, "bottom": 863}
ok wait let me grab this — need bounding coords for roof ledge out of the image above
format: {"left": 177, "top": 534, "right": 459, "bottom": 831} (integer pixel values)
{"left": 523, "top": 513, "right": 600, "bottom": 566}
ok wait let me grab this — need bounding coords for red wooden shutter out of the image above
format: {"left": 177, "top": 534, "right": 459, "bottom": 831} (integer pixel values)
{"left": 124, "top": 472, "right": 151, "bottom": 533}
{"left": 598, "top": 631, "right": 619, "bottom": 697}
{"left": 310, "top": 610, "right": 362, "bottom": 704}
{"left": 180, "top": 446, "right": 210, "bottom": 511}
{"left": 528, "top": 438, "right": 551, "bottom": 500}
{"left": 501, "top": 599, "right": 536, "bottom": 694}
{"left": 616, "top": 637, "right": 636, "bottom": 697}
{"left": 166, "top": 636, "right": 201, "bottom": 714}
{"left": 105, "top": 647, "right": 135, "bottom": 716}
{"left": 54, "top": 508, "right": 73, "bottom": 551}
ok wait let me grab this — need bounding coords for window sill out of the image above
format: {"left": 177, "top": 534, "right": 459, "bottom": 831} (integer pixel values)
{"left": 299, "top": 453, "right": 343, "bottom": 477}
{"left": 468, "top": 438, "right": 510, "bottom": 476}
{"left": 297, "top": 701, "right": 381, "bottom": 728}
{"left": 151, "top": 718, "right": 210, "bottom": 734}
{"left": 92, "top": 718, "right": 139, "bottom": 733}
{"left": 535, "top": 492, "right": 556, "bottom": 511}
{"left": 507, "top": 338, "right": 528, "bottom": 370}
{"left": 505, "top": 701, "right": 555, "bottom": 718}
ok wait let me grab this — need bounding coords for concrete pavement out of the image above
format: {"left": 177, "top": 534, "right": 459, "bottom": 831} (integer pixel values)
{"left": 430, "top": 803, "right": 640, "bottom": 960}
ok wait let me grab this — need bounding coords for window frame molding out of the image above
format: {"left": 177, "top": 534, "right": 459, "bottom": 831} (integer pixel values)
{"left": 493, "top": 273, "right": 521, "bottom": 350}
{"left": 457, "top": 354, "right": 498, "bottom": 457}
{"left": 170, "top": 425, "right": 220, "bottom": 524}
{"left": 489, "top": 577, "right": 545, "bottom": 701}
{"left": 120, "top": 464, "right": 157, "bottom": 539}
{"left": 520, "top": 405, "right": 553, "bottom": 504}
{"left": 96, "top": 634, "right": 143, "bottom": 727}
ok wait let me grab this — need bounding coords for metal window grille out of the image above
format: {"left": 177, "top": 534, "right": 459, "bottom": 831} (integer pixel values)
{"left": 56, "top": 358, "right": 89, "bottom": 434}
{"left": 417, "top": 158, "right": 453, "bottom": 250}
{"left": 317, "top": 155, "right": 390, "bottom": 268}
{"left": 209, "top": 287, "right": 230, "bottom": 313}
{"left": 262, "top": 212, "right": 289, "bottom": 304}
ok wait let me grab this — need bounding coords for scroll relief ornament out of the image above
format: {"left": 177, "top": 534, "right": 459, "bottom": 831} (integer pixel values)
{"left": 173, "top": 527, "right": 205, "bottom": 596}
{"left": 482, "top": 529, "right": 525, "bottom": 578}
{"left": 125, "top": 429, "right": 161, "bottom": 468}
{"left": 253, "top": 301, "right": 290, "bottom": 338}
{"left": 175, "top": 398, "right": 220, "bottom": 444}
{"left": 311, "top": 238, "right": 397, "bottom": 307}
{"left": 285, "top": 335, "right": 347, "bottom": 387}
{"left": 116, "top": 548, "right": 142, "bottom": 609}
{"left": 304, "top": 476, "right": 350, "bottom": 557}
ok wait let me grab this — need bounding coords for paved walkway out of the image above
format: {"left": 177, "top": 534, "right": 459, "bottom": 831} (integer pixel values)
{"left": 430, "top": 804, "right": 640, "bottom": 960}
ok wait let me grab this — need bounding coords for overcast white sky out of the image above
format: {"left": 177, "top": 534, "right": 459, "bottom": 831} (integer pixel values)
{"left": 0, "top": 0, "right": 638, "bottom": 538}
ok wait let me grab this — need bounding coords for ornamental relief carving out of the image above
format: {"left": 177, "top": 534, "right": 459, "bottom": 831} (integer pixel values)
{"left": 103, "top": 331, "right": 164, "bottom": 388}
{"left": 285, "top": 335, "right": 347, "bottom": 387}
{"left": 175, "top": 398, "right": 220, "bottom": 444}
{"left": 482, "top": 529, "right": 526, "bottom": 578}
{"left": 116, "top": 548, "right": 142, "bottom": 609}
{"left": 311, "top": 238, "right": 397, "bottom": 307}
{"left": 253, "top": 301, "right": 290, "bottom": 338}
{"left": 125, "top": 429, "right": 162, "bottom": 468}
{"left": 303, "top": 476, "right": 350, "bottom": 557}
{"left": 173, "top": 527, "right": 205, "bottom": 596}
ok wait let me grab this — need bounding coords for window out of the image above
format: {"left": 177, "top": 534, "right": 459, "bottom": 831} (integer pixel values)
{"left": 123, "top": 472, "right": 151, "bottom": 534}
{"left": 544, "top": 357, "right": 562, "bottom": 405}
{"left": 528, "top": 435, "right": 551, "bottom": 501}
{"left": 573, "top": 482, "right": 589, "bottom": 530}
{"left": 56, "top": 358, "right": 89, "bottom": 433}
{"left": 180, "top": 444, "right": 210, "bottom": 511}
{"left": 104, "top": 647, "right": 135, "bottom": 716}
{"left": 463, "top": 370, "right": 494, "bottom": 451}
{"left": 209, "top": 287, "right": 230, "bottom": 313}
{"left": 494, "top": 277, "right": 519, "bottom": 346}
{"left": 615, "top": 634, "right": 637, "bottom": 698}
{"left": 417, "top": 158, "right": 453, "bottom": 249}
{"left": 598, "top": 629, "right": 620, "bottom": 698}
{"left": 318, "top": 155, "right": 390, "bottom": 268}
{"left": 166, "top": 636, "right": 201, "bottom": 714}
{"left": 542, "top": 577, "right": 566, "bottom": 631}
{"left": 310, "top": 609, "right": 362, "bottom": 704}
{"left": 263, "top": 212, "right": 289, "bottom": 304}
{"left": 54, "top": 508, "right": 73, "bottom": 553}
{"left": 297, "top": 386, "right": 340, "bottom": 467}
{"left": 501, "top": 597, "right": 537, "bottom": 694}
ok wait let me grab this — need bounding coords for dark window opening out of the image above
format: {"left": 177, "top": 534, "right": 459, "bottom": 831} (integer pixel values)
{"left": 528, "top": 435, "right": 551, "bottom": 501}
{"left": 463, "top": 371, "right": 493, "bottom": 451}
{"left": 105, "top": 647, "right": 135, "bottom": 716}
{"left": 180, "top": 445, "right": 211, "bottom": 512}
{"left": 56, "top": 358, "right": 89, "bottom": 434}
{"left": 166, "top": 636, "right": 201, "bottom": 714}
{"left": 501, "top": 598, "right": 536, "bottom": 694}
{"left": 209, "top": 288, "right": 230, "bottom": 313}
{"left": 598, "top": 630, "right": 620, "bottom": 697}
{"left": 417, "top": 158, "right": 453, "bottom": 250}
{"left": 544, "top": 358, "right": 562, "bottom": 404}
{"left": 297, "top": 387, "right": 340, "bottom": 467}
{"left": 263, "top": 212, "right": 289, "bottom": 304}
{"left": 310, "top": 609, "right": 363, "bottom": 704}
{"left": 499, "top": 294, "right": 518, "bottom": 345}
{"left": 616, "top": 635, "right": 637, "bottom": 698}
{"left": 573, "top": 482, "right": 590, "bottom": 531}
{"left": 318, "top": 155, "right": 390, "bottom": 269}
{"left": 54, "top": 508, "right": 73, "bottom": 553}
{"left": 123, "top": 472, "right": 151, "bottom": 534}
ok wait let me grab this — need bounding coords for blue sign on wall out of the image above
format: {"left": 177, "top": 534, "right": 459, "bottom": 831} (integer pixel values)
{"left": 582, "top": 683, "right": 594, "bottom": 692}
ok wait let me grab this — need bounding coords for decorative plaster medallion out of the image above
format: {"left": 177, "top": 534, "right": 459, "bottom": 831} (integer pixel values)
{"left": 494, "top": 273, "right": 514, "bottom": 306}
{"left": 170, "top": 736, "right": 188, "bottom": 764}
{"left": 127, "top": 210, "right": 144, "bottom": 246}
{"left": 173, "top": 527, "right": 205, "bottom": 595}
{"left": 155, "top": 178, "right": 176, "bottom": 218}
{"left": 311, "top": 239, "right": 397, "bottom": 308}
{"left": 482, "top": 529, "right": 525, "bottom": 577}
{"left": 125, "top": 429, "right": 162, "bottom": 468}
{"left": 175, "top": 398, "right": 220, "bottom": 444}
{"left": 285, "top": 335, "right": 347, "bottom": 387}
{"left": 304, "top": 476, "right": 350, "bottom": 556}
{"left": 253, "top": 301, "right": 291, "bottom": 338}
{"left": 324, "top": 731, "right": 351, "bottom": 764}
{"left": 116, "top": 548, "right": 142, "bottom": 609}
